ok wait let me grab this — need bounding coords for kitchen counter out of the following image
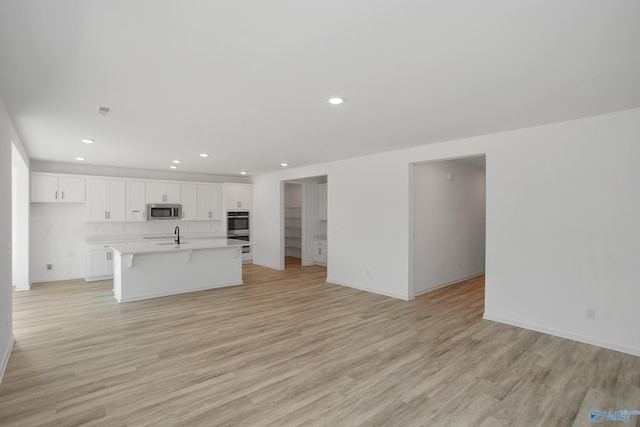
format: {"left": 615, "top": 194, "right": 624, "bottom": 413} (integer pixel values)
{"left": 110, "top": 237, "right": 248, "bottom": 256}
{"left": 110, "top": 238, "right": 252, "bottom": 303}
{"left": 86, "top": 232, "right": 226, "bottom": 243}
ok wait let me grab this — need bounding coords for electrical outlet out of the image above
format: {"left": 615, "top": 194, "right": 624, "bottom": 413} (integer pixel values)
{"left": 46, "top": 264, "right": 53, "bottom": 270}
{"left": 586, "top": 308, "right": 596, "bottom": 320}
{"left": 459, "top": 261, "right": 463, "bottom": 269}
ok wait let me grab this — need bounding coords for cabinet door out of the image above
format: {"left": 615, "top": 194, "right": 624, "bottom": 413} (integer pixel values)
{"left": 318, "top": 183, "right": 327, "bottom": 221}
{"left": 87, "top": 246, "right": 112, "bottom": 279}
{"left": 31, "top": 175, "right": 59, "bottom": 202}
{"left": 226, "top": 184, "right": 252, "bottom": 210}
{"left": 145, "top": 182, "right": 166, "bottom": 204}
{"left": 126, "top": 181, "right": 146, "bottom": 221}
{"left": 197, "top": 184, "right": 222, "bottom": 220}
{"left": 86, "top": 179, "right": 109, "bottom": 221}
{"left": 181, "top": 184, "right": 197, "bottom": 220}
{"left": 107, "top": 180, "right": 126, "bottom": 222}
{"left": 313, "top": 241, "right": 327, "bottom": 264}
{"left": 146, "top": 181, "right": 181, "bottom": 203}
{"left": 58, "top": 177, "right": 85, "bottom": 203}
{"left": 87, "top": 179, "right": 125, "bottom": 222}
{"left": 164, "top": 183, "right": 181, "bottom": 204}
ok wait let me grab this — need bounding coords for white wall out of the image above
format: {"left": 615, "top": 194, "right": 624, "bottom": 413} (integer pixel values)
{"left": 252, "top": 108, "right": 640, "bottom": 355}
{"left": 0, "top": 97, "right": 17, "bottom": 382}
{"left": 30, "top": 204, "right": 87, "bottom": 282}
{"left": 413, "top": 160, "right": 486, "bottom": 295}
{"left": 11, "top": 142, "right": 30, "bottom": 290}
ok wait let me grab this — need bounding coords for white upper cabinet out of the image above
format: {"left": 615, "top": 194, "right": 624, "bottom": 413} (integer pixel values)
{"left": 146, "top": 181, "right": 181, "bottom": 204}
{"left": 225, "top": 183, "right": 252, "bottom": 211}
{"left": 197, "top": 184, "right": 222, "bottom": 220}
{"left": 31, "top": 173, "right": 85, "bottom": 203}
{"left": 125, "top": 180, "right": 146, "bottom": 222}
{"left": 86, "top": 178, "right": 126, "bottom": 222}
{"left": 318, "top": 183, "right": 328, "bottom": 221}
{"left": 181, "top": 184, "right": 197, "bottom": 220}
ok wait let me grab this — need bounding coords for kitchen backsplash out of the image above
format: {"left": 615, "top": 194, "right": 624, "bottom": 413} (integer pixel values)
{"left": 85, "top": 219, "right": 227, "bottom": 239}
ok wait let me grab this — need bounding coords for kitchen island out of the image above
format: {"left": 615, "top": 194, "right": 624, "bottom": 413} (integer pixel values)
{"left": 110, "top": 238, "right": 249, "bottom": 302}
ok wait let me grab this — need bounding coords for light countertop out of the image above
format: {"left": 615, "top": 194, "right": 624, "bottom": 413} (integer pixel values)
{"left": 86, "top": 232, "right": 227, "bottom": 243}
{"left": 110, "top": 238, "right": 251, "bottom": 255}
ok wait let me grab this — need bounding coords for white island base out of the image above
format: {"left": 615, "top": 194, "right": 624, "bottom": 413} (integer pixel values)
{"left": 111, "top": 240, "right": 246, "bottom": 303}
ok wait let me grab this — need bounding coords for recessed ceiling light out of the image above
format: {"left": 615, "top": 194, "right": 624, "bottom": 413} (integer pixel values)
{"left": 75, "top": 157, "right": 85, "bottom": 161}
{"left": 241, "top": 171, "right": 247, "bottom": 175}
{"left": 97, "top": 106, "right": 112, "bottom": 116}
{"left": 328, "top": 97, "right": 344, "bottom": 105}
{"left": 281, "top": 163, "right": 288, "bottom": 167}
{"left": 172, "top": 160, "right": 181, "bottom": 164}
{"left": 200, "top": 153, "right": 209, "bottom": 158}
{"left": 170, "top": 165, "right": 177, "bottom": 169}
{"left": 81, "top": 139, "right": 94, "bottom": 144}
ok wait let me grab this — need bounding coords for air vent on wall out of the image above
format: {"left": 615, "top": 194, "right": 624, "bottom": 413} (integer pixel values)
{"left": 97, "top": 106, "right": 112, "bottom": 116}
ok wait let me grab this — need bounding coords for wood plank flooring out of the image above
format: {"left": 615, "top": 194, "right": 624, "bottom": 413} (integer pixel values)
{"left": 1, "top": 258, "right": 639, "bottom": 426}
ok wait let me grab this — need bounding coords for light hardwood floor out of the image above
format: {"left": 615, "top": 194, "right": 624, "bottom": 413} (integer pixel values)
{"left": 1, "top": 258, "right": 639, "bottom": 426}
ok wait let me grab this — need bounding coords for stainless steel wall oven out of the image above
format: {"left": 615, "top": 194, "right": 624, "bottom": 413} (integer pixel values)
{"left": 227, "top": 211, "right": 251, "bottom": 261}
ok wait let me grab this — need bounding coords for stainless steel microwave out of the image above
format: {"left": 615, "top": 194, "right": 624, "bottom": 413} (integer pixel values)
{"left": 146, "top": 204, "right": 182, "bottom": 220}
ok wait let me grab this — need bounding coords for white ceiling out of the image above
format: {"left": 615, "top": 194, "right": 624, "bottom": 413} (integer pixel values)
{"left": 1, "top": 1, "right": 639, "bottom": 177}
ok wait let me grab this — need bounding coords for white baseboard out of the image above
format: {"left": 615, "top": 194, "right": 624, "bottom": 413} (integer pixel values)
{"left": 31, "top": 275, "right": 84, "bottom": 284}
{"left": 483, "top": 313, "right": 640, "bottom": 357}
{"left": 414, "top": 271, "right": 485, "bottom": 297}
{"left": 326, "top": 277, "right": 409, "bottom": 301}
{"left": 84, "top": 275, "right": 113, "bottom": 282}
{"left": 251, "top": 260, "right": 283, "bottom": 270}
{"left": 0, "top": 334, "right": 14, "bottom": 384}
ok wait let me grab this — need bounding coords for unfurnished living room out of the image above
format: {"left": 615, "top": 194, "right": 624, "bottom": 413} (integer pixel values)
{"left": 1, "top": 1, "right": 640, "bottom": 426}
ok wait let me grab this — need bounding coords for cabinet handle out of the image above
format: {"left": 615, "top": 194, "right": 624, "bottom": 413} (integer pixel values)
{"left": 61, "top": 191, "right": 64, "bottom": 200}
{"left": 55, "top": 190, "right": 58, "bottom": 200}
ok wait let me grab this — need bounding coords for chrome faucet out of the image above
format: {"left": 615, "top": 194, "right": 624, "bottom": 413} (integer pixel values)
{"left": 174, "top": 226, "right": 180, "bottom": 244}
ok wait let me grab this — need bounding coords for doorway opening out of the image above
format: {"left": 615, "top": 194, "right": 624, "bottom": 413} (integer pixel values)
{"left": 410, "top": 155, "right": 486, "bottom": 299}
{"left": 284, "top": 182, "right": 303, "bottom": 263}
{"left": 281, "top": 176, "right": 328, "bottom": 270}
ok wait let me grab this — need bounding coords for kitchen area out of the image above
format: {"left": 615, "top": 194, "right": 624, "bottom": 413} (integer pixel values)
{"left": 29, "top": 172, "right": 255, "bottom": 301}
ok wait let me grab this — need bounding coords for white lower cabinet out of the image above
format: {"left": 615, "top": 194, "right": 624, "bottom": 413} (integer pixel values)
{"left": 86, "top": 244, "right": 114, "bottom": 281}
{"left": 313, "top": 240, "right": 327, "bottom": 265}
